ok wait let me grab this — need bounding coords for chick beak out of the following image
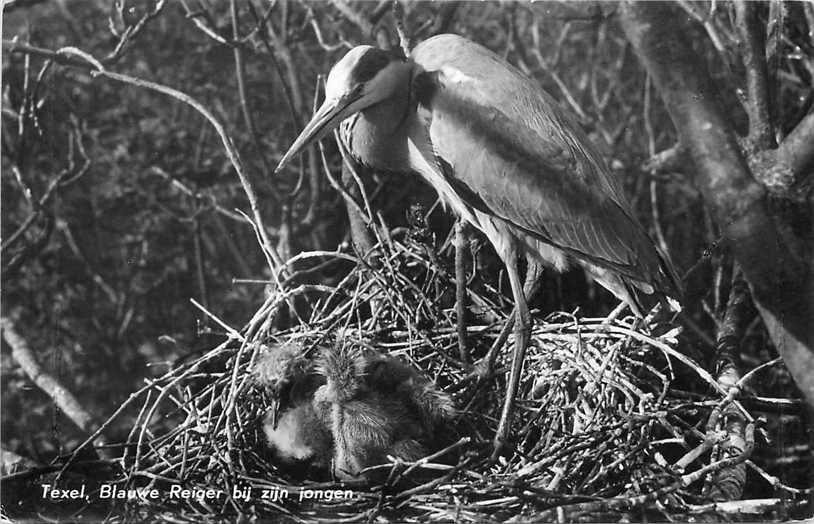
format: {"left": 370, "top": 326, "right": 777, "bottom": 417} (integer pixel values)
{"left": 269, "top": 397, "right": 280, "bottom": 430}
{"left": 275, "top": 91, "right": 361, "bottom": 173}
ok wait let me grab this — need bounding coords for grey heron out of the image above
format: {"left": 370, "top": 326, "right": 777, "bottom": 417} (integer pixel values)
{"left": 275, "top": 34, "right": 680, "bottom": 457}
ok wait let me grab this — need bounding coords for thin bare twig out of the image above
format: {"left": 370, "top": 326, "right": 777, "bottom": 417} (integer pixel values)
{"left": 2, "top": 40, "right": 285, "bottom": 275}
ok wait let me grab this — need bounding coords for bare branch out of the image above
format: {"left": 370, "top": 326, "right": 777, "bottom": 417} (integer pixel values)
{"left": 330, "top": 0, "right": 375, "bottom": 37}
{"left": 2, "top": 39, "right": 285, "bottom": 274}
{"left": 179, "top": 0, "right": 229, "bottom": 45}
{"left": 230, "top": 0, "right": 278, "bottom": 208}
{"left": 735, "top": 1, "right": 773, "bottom": 149}
{"left": 104, "top": 0, "right": 167, "bottom": 65}
{"left": 393, "top": 0, "right": 411, "bottom": 56}
{"left": 713, "top": 269, "right": 751, "bottom": 382}
{"left": 643, "top": 143, "right": 688, "bottom": 176}
{"left": 777, "top": 111, "right": 814, "bottom": 179}
{"left": 1, "top": 316, "right": 102, "bottom": 439}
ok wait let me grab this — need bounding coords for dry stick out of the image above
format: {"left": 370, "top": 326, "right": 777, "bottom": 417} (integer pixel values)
{"left": 131, "top": 369, "right": 216, "bottom": 476}
{"left": 1, "top": 41, "right": 284, "bottom": 275}
{"left": 234, "top": 207, "right": 303, "bottom": 329}
{"left": 211, "top": 214, "right": 254, "bottom": 278}
{"left": 261, "top": 14, "right": 321, "bottom": 227}
{"left": 559, "top": 423, "right": 755, "bottom": 518}
{"left": 229, "top": 0, "right": 277, "bottom": 202}
{"left": 686, "top": 498, "right": 806, "bottom": 516}
{"left": 57, "top": 220, "right": 118, "bottom": 305}
{"left": 179, "top": 0, "right": 228, "bottom": 45}
{"left": 57, "top": 344, "right": 234, "bottom": 479}
{"left": 2, "top": 134, "right": 91, "bottom": 252}
{"left": 330, "top": 0, "right": 375, "bottom": 36}
{"left": 705, "top": 269, "right": 751, "bottom": 501}
{"left": 392, "top": 0, "right": 411, "bottom": 56}
{"left": 644, "top": 142, "right": 688, "bottom": 176}
{"left": 0, "top": 317, "right": 103, "bottom": 446}
{"left": 150, "top": 166, "right": 249, "bottom": 225}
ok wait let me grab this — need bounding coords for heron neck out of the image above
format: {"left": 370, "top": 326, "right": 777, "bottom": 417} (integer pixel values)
{"left": 348, "top": 76, "right": 413, "bottom": 172}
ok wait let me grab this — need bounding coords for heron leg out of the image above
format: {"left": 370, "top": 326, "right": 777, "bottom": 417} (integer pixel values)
{"left": 476, "top": 257, "right": 543, "bottom": 379}
{"left": 491, "top": 249, "right": 532, "bottom": 460}
{"left": 454, "top": 220, "right": 470, "bottom": 364}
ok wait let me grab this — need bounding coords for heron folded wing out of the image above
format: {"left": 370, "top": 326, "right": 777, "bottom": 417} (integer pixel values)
{"left": 412, "top": 34, "right": 674, "bottom": 291}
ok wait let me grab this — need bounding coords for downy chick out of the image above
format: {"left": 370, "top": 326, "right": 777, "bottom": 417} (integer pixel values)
{"left": 313, "top": 344, "right": 455, "bottom": 480}
{"left": 253, "top": 342, "right": 332, "bottom": 470}
{"left": 365, "top": 352, "right": 456, "bottom": 439}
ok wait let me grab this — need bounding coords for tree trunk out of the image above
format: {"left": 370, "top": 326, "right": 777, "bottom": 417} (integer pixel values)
{"left": 619, "top": 2, "right": 814, "bottom": 411}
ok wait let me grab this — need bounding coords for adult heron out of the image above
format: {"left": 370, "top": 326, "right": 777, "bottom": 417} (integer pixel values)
{"left": 275, "top": 34, "right": 680, "bottom": 456}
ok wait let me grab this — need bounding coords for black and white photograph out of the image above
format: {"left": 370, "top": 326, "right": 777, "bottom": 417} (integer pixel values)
{"left": 1, "top": 0, "right": 813, "bottom": 521}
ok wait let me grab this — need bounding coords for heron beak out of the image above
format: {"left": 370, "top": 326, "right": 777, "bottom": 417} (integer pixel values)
{"left": 269, "top": 397, "right": 280, "bottom": 429}
{"left": 275, "top": 91, "right": 362, "bottom": 173}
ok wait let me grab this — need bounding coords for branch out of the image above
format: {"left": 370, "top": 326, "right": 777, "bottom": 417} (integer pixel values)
{"left": 735, "top": 1, "right": 773, "bottom": 149}
{"left": 104, "top": 0, "right": 167, "bottom": 65}
{"left": 2, "top": 40, "right": 285, "bottom": 275}
{"left": 429, "top": 2, "right": 460, "bottom": 36}
{"left": 776, "top": 111, "right": 814, "bottom": 179}
{"left": 1, "top": 448, "right": 42, "bottom": 476}
{"left": 259, "top": 15, "right": 322, "bottom": 228}
{"left": 705, "top": 269, "right": 753, "bottom": 501}
{"left": 230, "top": 0, "right": 277, "bottom": 202}
{"left": 643, "top": 143, "right": 688, "bottom": 176}
{"left": 713, "top": 269, "right": 751, "bottom": 381}
{"left": 330, "top": 0, "right": 375, "bottom": 37}
{"left": 557, "top": 422, "right": 755, "bottom": 517}
{"left": 393, "top": 0, "right": 411, "bottom": 56}
{"left": 1, "top": 317, "right": 102, "bottom": 440}
{"left": 2, "top": 123, "right": 91, "bottom": 253}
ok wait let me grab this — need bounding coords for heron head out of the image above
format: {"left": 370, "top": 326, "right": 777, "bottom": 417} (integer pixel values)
{"left": 275, "top": 46, "right": 409, "bottom": 172}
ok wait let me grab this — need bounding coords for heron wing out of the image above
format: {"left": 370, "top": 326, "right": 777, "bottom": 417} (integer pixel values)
{"left": 411, "top": 34, "right": 676, "bottom": 291}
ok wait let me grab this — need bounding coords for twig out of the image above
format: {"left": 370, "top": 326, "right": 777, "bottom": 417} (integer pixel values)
{"left": 330, "top": 0, "right": 375, "bottom": 37}
{"left": 393, "top": 1, "right": 411, "bottom": 56}
{"left": 2, "top": 40, "right": 286, "bottom": 274}
{"left": 230, "top": 0, "right": 277, "bottom": 199}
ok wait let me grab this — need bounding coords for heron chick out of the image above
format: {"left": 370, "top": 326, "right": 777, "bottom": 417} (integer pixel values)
{"left": 314, "top": 344, "right": 455, "bottom": 480}
{"left": 253, "top": 343, "right": 332, "bottom": 469}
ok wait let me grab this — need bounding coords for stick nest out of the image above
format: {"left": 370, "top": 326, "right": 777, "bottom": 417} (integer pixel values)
{"left": 99, "top": 232, "right": 803, "bottom": 522}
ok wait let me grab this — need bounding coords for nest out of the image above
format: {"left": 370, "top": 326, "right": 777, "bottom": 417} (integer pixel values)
{"left": 84, "top": 231, "right": 805, "bottom": 522}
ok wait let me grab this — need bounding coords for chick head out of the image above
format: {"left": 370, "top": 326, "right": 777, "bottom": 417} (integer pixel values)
{"left": 252, "top": 342, "right": 312, "bottom": 398}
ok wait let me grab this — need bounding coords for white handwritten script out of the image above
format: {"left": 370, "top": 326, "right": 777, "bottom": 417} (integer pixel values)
{"left": 40, "top": 483, "right": 355, "bottom": 503}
